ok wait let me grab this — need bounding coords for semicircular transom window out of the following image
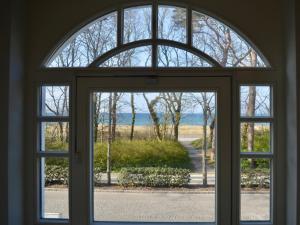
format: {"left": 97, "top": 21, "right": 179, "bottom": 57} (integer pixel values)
{"left": 46, "top": 4, "right": 269, "bottom": 68}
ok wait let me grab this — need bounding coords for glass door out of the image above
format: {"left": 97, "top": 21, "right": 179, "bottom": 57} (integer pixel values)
{"left": 74, "top": 77, "right": 231, "bottom": 225}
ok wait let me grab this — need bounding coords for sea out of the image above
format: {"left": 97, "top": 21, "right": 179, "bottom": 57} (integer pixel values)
{"left": 102, "top": 113, "right": 212, "bottom": 126}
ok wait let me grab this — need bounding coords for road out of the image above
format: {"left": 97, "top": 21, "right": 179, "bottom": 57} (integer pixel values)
{"left": 44, "top": 189, "right": 270, "bottom": 221}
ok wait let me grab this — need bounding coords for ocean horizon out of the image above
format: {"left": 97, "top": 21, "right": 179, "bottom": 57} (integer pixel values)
{"left": 99, "top": 113, "right": 212, "bottom": 126}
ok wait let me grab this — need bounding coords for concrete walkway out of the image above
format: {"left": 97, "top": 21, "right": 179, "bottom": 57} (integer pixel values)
{"left": 44, "top": 189, "right": 270, "bottom": 221}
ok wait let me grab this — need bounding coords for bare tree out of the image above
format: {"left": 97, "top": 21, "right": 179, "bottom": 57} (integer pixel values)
{"left": 143, "top": 93, "right": 163, "bottom": 141}
{"left": 93, "top": 93, "right": 102, "bottom": 142}
{"left": 161, "top": 93, "right": 183, "bottom": 140}
{"left": 44, "top": 86, "right": 69, "bottom": 142}
{"left": 130, "top": 93, "right": 136, "bottom": 141}
{"left": 191, "top": 93, "right": 215, "bottom": 187}
{"left": 107, "top": 93, "right": 113, "bottom": 185}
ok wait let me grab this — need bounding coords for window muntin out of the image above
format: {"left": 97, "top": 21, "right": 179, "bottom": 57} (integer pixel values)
{"left": 123, "top": 6, "right": 152, "bottom": 43}
{"left": 41, "top": 86, "right": 69, "bottom": 117}
{"left": 239, "top": 85, "right": 273, "bottom": 222}
{"left": 158, "top": 6, "right": 187, "bottom": 43}
{"left": 240, "top": 86, "right": 271, "bottom": 117}
{"left": 40, "top": 122, "right": 69, "bottom": 152}
{"left": 240, "top": 122, "right": 271, "bottom": 153}
{"left": 99, "top": 46, "right": 152, "bottom": 67}
{"left": 45, "top": 5, "right": 268, "bottom": 68}
{"left": 158, "top": 45, "right": 212, "bottom": 67}
{"left": 192, "top": 11, "right": 266, "bottom": 67}
{"left": 40, "top": 158, "right": 69, "bottom": 219}
{"left": 38, "top": 85, "right": 70, "bottom": 220}
{"left": 240, "top": 158, "right": 271, "bottom": 221}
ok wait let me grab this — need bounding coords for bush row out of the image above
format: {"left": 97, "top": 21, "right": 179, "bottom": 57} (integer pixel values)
{"left": 241, "top": 170, "right": 270, "bottom": 188}
{"left": 45, "top": 165, "right": 103, "bottom": 186}
{"left": 117, "top": 167, "right": 191, "bottom": 187}
{"left": 45, "top": 165, "right": 68, "bottom": 185}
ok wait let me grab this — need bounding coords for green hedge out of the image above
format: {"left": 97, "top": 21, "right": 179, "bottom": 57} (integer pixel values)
{"left": 45, "top": 165, "right": 68, "bottom": 185}
{"left": 241, "top": 168, "right": 270, "bottom": 188}
{"left": 117, "top": 167, "right": 191, "bottom": 187}
{"left": 45, "top": 165, "right": 103, "bottom": 186}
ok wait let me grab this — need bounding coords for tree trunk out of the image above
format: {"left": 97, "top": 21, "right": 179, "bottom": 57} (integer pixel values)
{"left": 209, "top": 118, "right": 215, "bottom": 161}
{"left": 107, "top": 93, "right": 112, "bottom": 185}
{"left": 174, "top": 111, "right": 181, "bottom": 141}
{"left": 247, "top": 86, "right": 256, "bottom": 168}
{"left": 130, "top": 93, "right": 136, "bottom": 141}
{"left": 111, "top": 92, "right": 118, "bottom": 142}
{"left": 58, "top": 122, "right": 64, "bottom": 142}
{"left": 202, "top": 112, "right": 208, "bottom": 187}
{"left": 143, "top": 94, "right": 162, "bottom": 141}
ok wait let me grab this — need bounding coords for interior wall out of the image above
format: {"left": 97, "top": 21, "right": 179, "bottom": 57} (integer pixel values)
{"left": 285, "top": 0, "right": 300, "bottom": 224}
{"left": 24, "top": 0, "right": 287, "bottom": 225}
{"left": 0, "top": 1, "right": 11, "bottom": 223}
{"left": 0, "top": 0, "right": 25, "bottom": 225}
{"left": 26, "top": 0, "right": 284, "bottom": 74}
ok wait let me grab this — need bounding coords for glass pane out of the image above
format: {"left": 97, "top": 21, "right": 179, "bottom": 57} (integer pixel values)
{"left": 192, "top": 11, "right": 267, "bottom": 67}
{"left": 99, "top": 46, "right": 152, "bottom": 67}
{"left": 240, "top": 86, "right": 271, "bottom": 117}
{"left": 47, "top": 12, "right": 117, "bottom": 67}
{"left": 123, "top": 6, "right": 152, "bottom": 43}
{"left": 40, "top": 158, "right": 69, "bottom": 219}
{"left": 41, "top": 86, "right": 69, "bottom": 117}
{"left": 240, "top": 123, "right": 271, "bottom": 153}
{"left": 40, "top": 122, "right": 69, "bottom": 152}
{"left": 158, "top": 45, "right": 212, "bottom": 67}
{"left": 240, "top": 158, "right": 271, "bottom": 221}
{"left": 158, "top": 6, "right": 187, "bottom": 43}
{"left": 92, "top": 92, "right": 216, "bottom": 222}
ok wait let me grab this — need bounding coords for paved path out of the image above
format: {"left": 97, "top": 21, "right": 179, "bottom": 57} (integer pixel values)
{"left": 44, "top": 189, "right": 270, "bottom": 221}
{"left": 179, "top": 138, "right": 202, "bottom": 172}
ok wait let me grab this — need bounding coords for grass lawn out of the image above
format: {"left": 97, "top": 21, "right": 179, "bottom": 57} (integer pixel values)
{"left": 94, "top": 140, "right": 193, "bottom": 171}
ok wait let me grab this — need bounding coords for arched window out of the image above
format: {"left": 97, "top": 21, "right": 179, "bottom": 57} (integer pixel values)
{"left": 35, "top": 3, "right": 277, "bottom": 225}
{"left": 45, "top": 5, "right": 269, "bottom": 68}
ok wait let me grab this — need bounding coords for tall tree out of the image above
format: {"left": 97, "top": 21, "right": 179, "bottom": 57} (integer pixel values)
{"left": 191, "top": 93, "right": 215, "bottom": 187}
{"left": 143, "top": 93, "right": 163, "bottom": 141}
{"left": 93, "top": 93, "right": 102, "bottom": 142}
{"left": 130, "top": 93, "right": 136, "bottom": 141}
{"left": 107, "top": 93, "right": 113, "bottom": 185}
{"left": 162, "top": 93, "right": 183, "bottom": 141}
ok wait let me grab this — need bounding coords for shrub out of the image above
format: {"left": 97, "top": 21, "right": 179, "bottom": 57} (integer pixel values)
{"left": 45, "top": 165, "right": 103, "bottom": 187}
{"left": 117, "top": 167, "right": 191, "bottom": 187}
{"left": 94, "top": 140, "right": 192, "bottom": 171}
{"left": 45, "top": 165, "right": 68, "bottom": 186}
{"left": 241, "top": 169, "right": 270, "bottom": 188}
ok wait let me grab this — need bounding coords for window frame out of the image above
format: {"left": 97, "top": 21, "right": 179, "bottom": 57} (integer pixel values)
{"left": 43, "top": 2, "right": 270, "bottom": 69}
{"left": 28, "top": 2, "right": 283, "bottom": 225}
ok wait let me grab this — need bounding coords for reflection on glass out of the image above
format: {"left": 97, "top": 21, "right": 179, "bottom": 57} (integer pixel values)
{"left": 48, "top": 12, "right": 117, "bottom": 67}
{"left": 158, "top": 6, "right": 187, "bottom": 43}
{"left": 158, "top": 45, "right": 212, "bottom": 67}
{"left": 40, "top": 122, "right": 69, "bottom": 152}
{"left": 40, "top": 158, "right": 69, "bottom": 219}
{"left": 92, "top": 92, "right": 216, "bottom": 222}
{"left": 240, "top": 123, "right": 270, "bottom": 153}
{"left": 240, "top": 86, "right": 271, "bottom": 117}
{"left": 99, "top": 46, "right": 152, "bottom": 67}
{"left": 123, "top": 6, "right": 152, "bottom": 43}
{"left": 192, "top": 11, "right": 266, "bottom": 67}
{"left": 41, "top": 86, "right": 69, "bottom": 117}
{"left": 240, "top": 158, "right": 271, "bottom": 221}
